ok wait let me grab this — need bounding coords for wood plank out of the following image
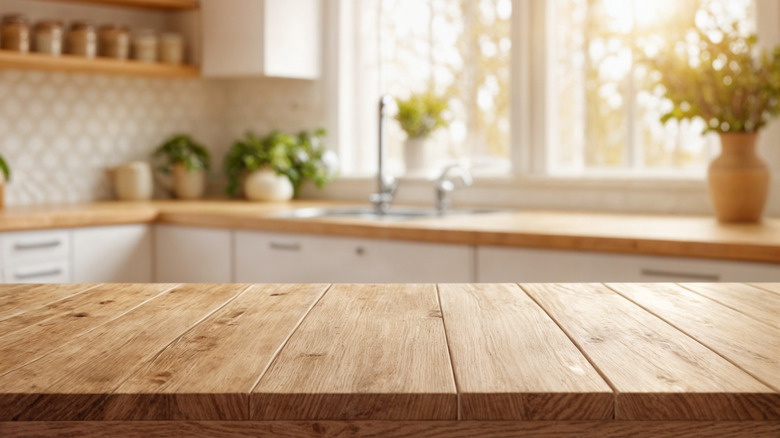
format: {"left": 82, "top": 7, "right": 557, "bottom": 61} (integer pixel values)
{"left": 0, "top": 51, "right": 200, "bottom": 78}
{"left": 251, "top": 284, "right": 457, "bottom": 421}
{"left": 0, "top": 284, "right": 176, "bottom": 376}
{"left": 437, "top": 283, "right": 612, "bottom": 420}
{"left": 45, "top": 0, "right": 199, "bottom": 11}
{"left": 0, "top": 283, "right": 97, "bottom": 321}
{"left": 1, "top": 421, "right": 778, "bottom": 438}
{"left": 107, "top": 284, "right": 329, "bottom": 421}
{"left": 750, "top": 283, "right": 780, "bottom": 296}
{"left": 607, "top": 283, "right": 780, "bottom": 390}
{"left": 521, "top": 283, "right": 779, "bottom": 421}
{"left": 679, "top": 283, "right": 780, "bottom": 329}
{"left": 0, "top": 283, "right": 247, "bottom": 421}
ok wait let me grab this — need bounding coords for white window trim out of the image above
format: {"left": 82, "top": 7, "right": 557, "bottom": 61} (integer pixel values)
{"left": 318, "top": 0, "right": 780, "bottom": 216}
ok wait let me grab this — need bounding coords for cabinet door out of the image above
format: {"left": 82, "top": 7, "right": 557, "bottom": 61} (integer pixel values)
{"left": 155, "top": 225, "right": 232, "bottom": 283}
{"left": 72, "top": 225, "right": 153, "bottom": 283}
{"left": 201, "top": 0, "right": 321, "bottom": 78}
{"left": 235, "top": 231, "right": 473, "bottom": 283}
{"left": 476, "top": 246, "right": 780, "bottom": 283}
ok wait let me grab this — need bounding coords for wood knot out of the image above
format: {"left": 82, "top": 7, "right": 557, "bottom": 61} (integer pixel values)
{"left": 71, "top": 312, "right": 89, "bottom": 318}
{"left": 99, "top": 300, "right": 114, "bottom": 305}
{"left": 300, "top": 352, "right": 325, "bottom": 358}
{"left": 428, "top": 311, "right": 443, "bottom": 318}
{"left": 270, "top": 293, "right": 286, "bottom": 297}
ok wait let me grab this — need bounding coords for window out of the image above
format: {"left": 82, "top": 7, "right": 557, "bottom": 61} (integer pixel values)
{"left": 335, "top": 0, "right": 757, "bottom": 179}
{"left": 547, "top": 0, "right": 755, "bottom": 176}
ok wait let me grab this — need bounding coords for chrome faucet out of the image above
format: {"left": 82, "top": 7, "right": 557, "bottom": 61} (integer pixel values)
{"left": 369, "top": 95, "right": 397, "bottom": 214}
{"left": 435, "top": 164, "right": 473, "bottom": 213}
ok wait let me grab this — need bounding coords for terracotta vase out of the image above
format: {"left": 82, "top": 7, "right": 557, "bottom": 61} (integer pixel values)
{"left": 708, "top": 133, "right": 770, "bottom": 223}
{"left": 172, "top": 163, "right": 206, "bottom": 200}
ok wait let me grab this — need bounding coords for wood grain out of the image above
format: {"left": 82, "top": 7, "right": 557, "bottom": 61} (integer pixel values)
{"left": 47, "top": 0, "right": 199, "bottom": 10}
{"left": 750, "top": 283, "right": 780, "bottom": 295}
{"left": 1, "top": 421, "right": 778, "bottom": 438}
{"left": 2, "top": 200, "right": 780, "bottom": 263}
{"left": 108, "top": 284, "right": 329, "bottom": 420}
{"left": 607, "top": 283, "right": 780, "bottom": 390}
{"left": 251, "top": 283, "right": 457, "bottom": 421}
{"left": 521, "top": 283, "right": 779, "bottom": 421}
{"left": 679, "top": 283, "right": 780, "bottom": 329}
{"left": 0, "top": 283, "right": 97, "bottom": 321}
{"left": 437, "top": 283, "right": 612, "bottom": 420}
{"left": 0, "top": 51, "right": 199, "bottom": 78}
{"left": 0, "top": 283, "right": 175, "bottom": 375}
{"left": 0, "top": 283, "right": 247, "bottom": 421}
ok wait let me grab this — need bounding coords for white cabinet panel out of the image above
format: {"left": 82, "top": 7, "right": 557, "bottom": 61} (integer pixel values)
{"left": 3, "top": 260, "right": 71, "bottom": 283}
{"left": 1, "top": 230, "right": 70, "bottom": 267}
{"left": 235, "top": 231, "right": 473, "bottom": 283}
{"left": 476, "top": 247, "right": 780, "bottom": 283}
{"left": 72, "top": 225, "right": 153, "bottom": 283}
{"left": 202, "top": 0, "right": 321, "bottom": 79}
{"left": 155, "top": 225, "right": 232, "bottom": 283}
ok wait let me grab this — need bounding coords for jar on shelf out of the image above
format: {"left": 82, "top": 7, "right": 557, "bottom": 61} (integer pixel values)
{"left": 66, "top": 21, "right": 97, "bottom": 58}
{"left": 160, "top": 32, "right": 184, "bottom": 65}
{"left": 33, "top": 20, "right": 64, "bottom": 55}
{"left": 99, "top": 24, "right": 130, "bottom": 60}
{"left": 1, "top": 14, "right": 30, "bottom": 53}
{"left": 132, "top": 29, "right": 158, "bottom": 63}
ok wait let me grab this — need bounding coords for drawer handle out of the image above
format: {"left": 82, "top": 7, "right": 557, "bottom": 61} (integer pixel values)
{"left": 269, "top": 242, "right": 301, "bottom": 251}
{"left": 640, "top": 269, "right": 720, "bottom": 282}
{"left": 13, "top": 268, "right": 63, "bottom": 280}
{"left": 14, "top": 240, "right": 62, "bottom": 250}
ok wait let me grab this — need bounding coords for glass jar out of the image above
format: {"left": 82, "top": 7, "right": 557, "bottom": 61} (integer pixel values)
{"left": 1, "top": 14, "right": 30, "bottom": 53}
{"left": 66, "top": 21, "right": 97, "bottom": 58}
{"left": 99, "top": 24, "right": 130, "bottom": 60}
{"left": 132, "top": 29, "right": 158, "bottom": 63}
{"left": 33, "top": 20, "right": 64, "bottom": 55}
{"left": 159, "top": 32, "right": 184, "bottom": 64}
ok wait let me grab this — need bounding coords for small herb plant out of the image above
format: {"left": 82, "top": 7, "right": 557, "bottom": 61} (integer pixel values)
{"left": 0, "top": 154, "right": 9, "bottom": 181}
{"left": 394, "top": 92, "right": 449, "bottom": 139}
{"left": 652, "top": 17, "right": 780, "bottom": 133}
{"left": 223, "top": 128, "right": 338, "bottom": 197}
{"left": 153, "top": 134, "right": 211, "bottom": 173}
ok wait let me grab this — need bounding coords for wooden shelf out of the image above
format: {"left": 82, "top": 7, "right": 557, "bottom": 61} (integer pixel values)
{"left": 0, "top": 50, "right": 199, "bottom": 78}
{"left": 44, "top": 0, "right": 199, "bottom": 11}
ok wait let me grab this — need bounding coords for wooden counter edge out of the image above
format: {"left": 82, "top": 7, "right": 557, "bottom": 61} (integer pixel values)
{"left": 1, "top": 420, "right": 778, "bottom": 438}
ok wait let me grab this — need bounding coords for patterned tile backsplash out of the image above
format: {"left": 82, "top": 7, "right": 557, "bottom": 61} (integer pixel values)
{"left": 0, "top": 70, "right": 324, "bottom": 206}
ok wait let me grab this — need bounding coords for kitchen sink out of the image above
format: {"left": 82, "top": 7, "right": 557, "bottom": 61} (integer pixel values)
{"left": 275, "top": 206, "right": 504, "bottom": 221}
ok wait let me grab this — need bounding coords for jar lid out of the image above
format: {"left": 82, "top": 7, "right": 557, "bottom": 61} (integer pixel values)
{"left": 70, "top": 21, "right": 96, "bottom": 31}
{"left": 35, "top": 20, "right": 64, "bottom": 30}
{"left": 2, "top": 14, "right": 29, "bottom": 24}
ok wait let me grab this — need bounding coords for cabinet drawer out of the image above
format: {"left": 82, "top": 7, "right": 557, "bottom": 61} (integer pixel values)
{"left": 2, "top": 230, "right": 71, "bottom": 266}
{"left": 3, "top": 260, "right": 71, "bottom": 284}
{"left": 235, "top": 231, "right": 473, "bottom": 283}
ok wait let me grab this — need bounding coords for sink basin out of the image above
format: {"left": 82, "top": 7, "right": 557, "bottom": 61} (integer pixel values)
{"left": 276, "top": 207, "right": 503, "bottom": 221}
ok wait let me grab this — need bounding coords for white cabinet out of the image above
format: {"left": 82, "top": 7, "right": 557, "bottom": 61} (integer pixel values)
{"left": 235, "top": 230, "right": 474, "bottom": 283}
{"left": 476, "top": 247, "right": 780, "bottom": 283}
{"left": 0, "top": 230, "right": 72, "bottom": 283}
{"left": 72, "top": 225, "right": 153, "bottom": 283}
{"left": 201, "top": 0, "right": 321, "bottom": 79}
{"left": 154, "top": 224, "right": 232, "bottom": 283}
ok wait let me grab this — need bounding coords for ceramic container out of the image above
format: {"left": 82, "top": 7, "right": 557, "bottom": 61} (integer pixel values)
{"left": 244, "top": 168, "right": 293, "bottom": 202}
{"left": 172, "top": 163, "right": 206, "bottom": 199}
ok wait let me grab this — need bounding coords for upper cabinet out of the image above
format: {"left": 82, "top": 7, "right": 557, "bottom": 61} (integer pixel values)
{"left": 47, "top": 0, "right": 199, "bottom": 11}
{"left": 201, "top": 0, "right": 321, "bottom": 79}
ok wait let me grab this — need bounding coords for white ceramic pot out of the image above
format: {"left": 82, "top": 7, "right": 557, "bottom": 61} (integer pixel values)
{"left": 113, "top": 161, "right": 153, "bottom": 201}
{"left": 404, "top": 137, "right": 431, "bottom": 175}
{"left": 172, "top": 163, "right": 206, "bottom": 200}
{"left": 244, "top": 168, "right": 294, "bottom": 202}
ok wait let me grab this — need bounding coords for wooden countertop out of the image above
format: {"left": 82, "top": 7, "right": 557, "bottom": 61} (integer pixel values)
{"left": 0, "top": 283, "right": 777, "bottom": 437}
{"left": 1, "top": 200, "right": 780, "bottom": 263}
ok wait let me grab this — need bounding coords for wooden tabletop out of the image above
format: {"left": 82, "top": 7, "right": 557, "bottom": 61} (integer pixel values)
{"left": 0, "top": 282, "right": 777, "bottom": 434}
{"left": 1, "top": 200, "right": 780, "bottom": 263}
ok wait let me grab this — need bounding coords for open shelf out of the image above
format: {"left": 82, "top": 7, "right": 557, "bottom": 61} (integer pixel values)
{"left": 44, "top": 0, "right": 199, "bottom": 11}
{"left": 0, "top": 50, "right": 200, "bottom": 78}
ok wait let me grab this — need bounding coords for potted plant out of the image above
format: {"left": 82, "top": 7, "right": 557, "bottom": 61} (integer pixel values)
{"left": 224, "top": 128, "right": 338, "bottom": 201}
{"left": 0, "top": 154, "right": 10, "bottom": 209}
{"left": 653, "top": 18, "right": 780, "bottom": 222}
{"left": 153, "top": 134, "right": 210, "bottom": 200}
{"left": 394, "top": 92, "right": 449, "bottom": 174}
